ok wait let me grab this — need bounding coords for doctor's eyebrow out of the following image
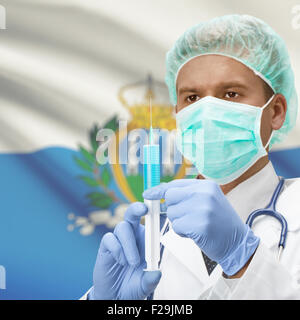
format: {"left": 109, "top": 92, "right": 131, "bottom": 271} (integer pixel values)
{"left": 177, "top": 81, "right": 249, "bottom": 95}
{"left": 177, "top": 86, "right": 201, "bottom": 95}
{"left": 221, "top": 81, "right": 249, "bottom": 90}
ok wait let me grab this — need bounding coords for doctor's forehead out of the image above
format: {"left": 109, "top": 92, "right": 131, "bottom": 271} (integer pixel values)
{"left": 176, "top": 55, "right": 263, "bottom": 93}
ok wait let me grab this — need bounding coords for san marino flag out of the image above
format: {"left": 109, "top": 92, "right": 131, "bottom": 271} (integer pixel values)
{"left": 0, "top": 1, "right": 300, "bottom": 299}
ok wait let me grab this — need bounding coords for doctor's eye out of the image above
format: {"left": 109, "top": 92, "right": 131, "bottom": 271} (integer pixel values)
{"left": 225, "top": 91, "right": 239, "bottom": 99}
{"left": 186, "top": 95, "right": 200, "bottom": 103}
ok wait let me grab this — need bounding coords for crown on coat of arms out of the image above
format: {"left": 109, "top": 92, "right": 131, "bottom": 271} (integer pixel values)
{"left": 118, "top": 74, "right": 176, "bottom": 131}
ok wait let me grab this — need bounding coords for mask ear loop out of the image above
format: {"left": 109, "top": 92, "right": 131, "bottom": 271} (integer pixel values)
{"left": 261, "top": 95, "right": 276, "bottom": 149}
{"left": 264, "top": 131, "right": 274, "bottom": 149}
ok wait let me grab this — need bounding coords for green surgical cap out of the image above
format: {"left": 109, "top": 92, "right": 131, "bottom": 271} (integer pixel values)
{"left": 165, "top": 14, "right": 298, "bottom": 147}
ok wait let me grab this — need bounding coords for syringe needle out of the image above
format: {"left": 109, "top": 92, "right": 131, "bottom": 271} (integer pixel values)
{"left": 149, "top": 94, "right": 153, "bottom": 145}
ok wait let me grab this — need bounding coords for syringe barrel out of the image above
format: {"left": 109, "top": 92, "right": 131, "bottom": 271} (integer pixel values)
{"left": 143, "top": 144, "right": 161, "bottom": 271}
{"left": 144, "top": 199, "right": 161, "bottom": 271}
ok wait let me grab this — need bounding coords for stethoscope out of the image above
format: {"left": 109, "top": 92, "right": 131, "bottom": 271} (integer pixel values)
{"left": 147, "top": 176, "right": 288, "bottom": 300}
{"left": 245, "top": 176, "right": 288, "bottom": 260}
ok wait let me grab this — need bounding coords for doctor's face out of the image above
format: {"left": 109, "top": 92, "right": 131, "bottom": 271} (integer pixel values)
{"left": 175, "top": 55, "right": 286, "bottom": 147}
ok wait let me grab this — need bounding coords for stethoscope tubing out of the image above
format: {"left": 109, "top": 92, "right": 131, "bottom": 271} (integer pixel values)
{"left": 245, "top": 177, "right": 287, "bottom": 248}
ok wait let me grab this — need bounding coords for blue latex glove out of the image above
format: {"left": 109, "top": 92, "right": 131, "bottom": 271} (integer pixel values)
{"left": 89, "top": 202, "right": 162, "bottom": 300}
{"left": 143, "top": 179, "right": 260, "bottom": 276}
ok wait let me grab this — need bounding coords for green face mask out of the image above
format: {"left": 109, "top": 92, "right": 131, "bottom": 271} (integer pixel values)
{"left": 175, "top": 95, "right": 275, "bottom": 185}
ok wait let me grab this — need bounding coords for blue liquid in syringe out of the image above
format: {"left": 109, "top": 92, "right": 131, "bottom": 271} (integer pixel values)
{"left": 143, "top": 128, "right": 160, "bottom": 190}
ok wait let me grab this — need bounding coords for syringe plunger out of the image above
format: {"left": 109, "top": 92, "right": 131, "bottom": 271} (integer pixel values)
{"left": 144, "top": 199, "right": 160, "bottom": 271}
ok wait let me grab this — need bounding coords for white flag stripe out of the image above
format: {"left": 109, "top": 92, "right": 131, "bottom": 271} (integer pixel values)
{"left": 0, "top": 0, "right": 299, "bottom": 152}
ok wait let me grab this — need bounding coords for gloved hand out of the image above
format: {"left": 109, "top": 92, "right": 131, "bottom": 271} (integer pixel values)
{"left": 143, "top": 179, "right": 260, "bottom": 276}
{"left": 89, "top": 202, "right": 162, "bottom": 300}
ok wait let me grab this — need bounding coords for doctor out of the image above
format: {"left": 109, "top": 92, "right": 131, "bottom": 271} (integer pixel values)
{"left": 84, "top": 14, "right": 300, "bottom": 300}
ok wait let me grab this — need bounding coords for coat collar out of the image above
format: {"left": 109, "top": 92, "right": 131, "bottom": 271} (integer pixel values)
{"left": 160, "top": 161, "right": 300, "bottom": 283}
{"left": 225, "top": 161, "right": 280, "bottom": 223}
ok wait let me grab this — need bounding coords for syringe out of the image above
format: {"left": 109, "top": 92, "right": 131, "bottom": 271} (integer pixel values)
{"left": 143, "top": 95, "right": 161, "bottom": 271}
